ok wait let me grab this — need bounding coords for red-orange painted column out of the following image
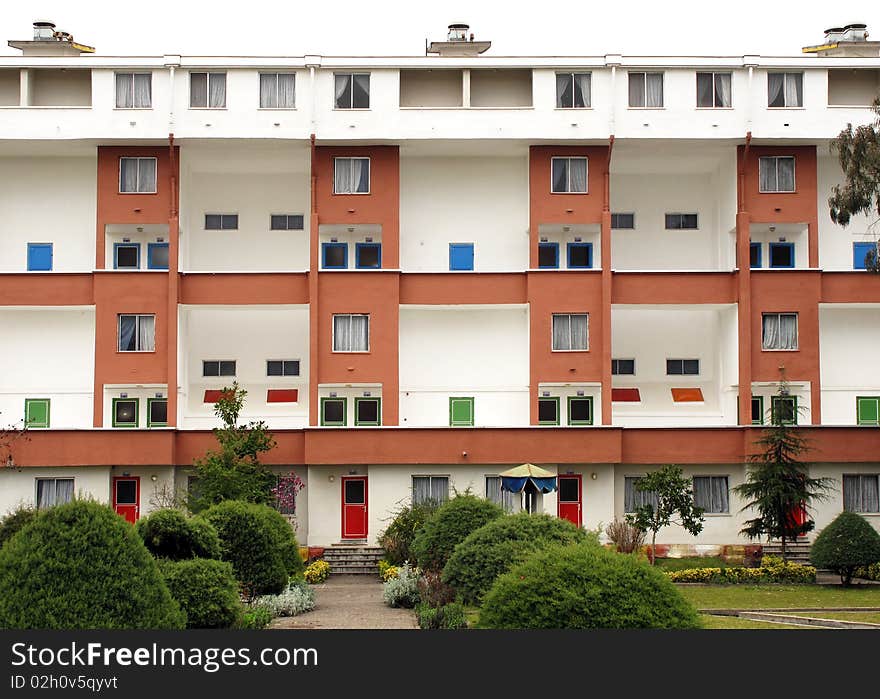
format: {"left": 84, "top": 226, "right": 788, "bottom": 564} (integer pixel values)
{"left": 166, "top": 136, "right": 179, "bottom": 428}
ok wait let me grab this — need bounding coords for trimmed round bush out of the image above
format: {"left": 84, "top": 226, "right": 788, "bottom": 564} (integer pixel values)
{"left": 443, "top": 513, "right": 594, "bottom": 604}
{"left": 478, "top": 543, "right": 701, "bottom": 629}
{"left": 411, "top": 494, "right": 504, "bottom": 571}
{"left": 811, "top": 511, "right": 880, "bottom": 585}
{"left": 158, "top": 558, "right": 241, "bottom": 629}
{"left": 260, "top": 506, "right": 304, "bottom": 578}
{"left": 203, "top": 501, "right": 291, "bottom": 598}
{"left": 378, "top": 501, "right": 440, "bottom": 565}
{"left": 136, "top": 508, "right": 221, "bottom": 560}
{"left": 0, "top": 505, "right": 38, "bottom": 549}
{"left": 0, "top": 500, "right": 185, "bottom": 629}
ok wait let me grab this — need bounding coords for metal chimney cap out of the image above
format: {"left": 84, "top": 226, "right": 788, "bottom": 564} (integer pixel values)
{"left": 448, "top": 23, "right": 470, "bottom": 30}
{"left": 843, "top": 23, "right": 868, "bottom": 30}
{"left": 33, "top": 20, "right": 57, "bottom": 28}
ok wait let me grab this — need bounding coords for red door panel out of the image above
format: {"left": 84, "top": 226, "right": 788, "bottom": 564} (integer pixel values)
{"left": 113, "top": 477, "right": 140, "bottom": 524}
{"left": 557, "top": 475, "right": 582, "bottom": 528}
{"left": 342, "top": 476, "right": 368, "bottom": 539}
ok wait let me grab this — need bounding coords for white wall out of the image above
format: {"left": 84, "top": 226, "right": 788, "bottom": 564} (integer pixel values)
{"left": 0, "top": 467, "right": 110, "bottom": 516}
{"left": 0, "top": 309, "right": 95, "bottom": 429}
{"left": 399, "top": 307, "right": 529, "bottom": 427}
{"left": 817, "top": 154, "right": 876, "bottom": 271}
{"left": 400, "top": 156, "right": 529, "bottom": 272}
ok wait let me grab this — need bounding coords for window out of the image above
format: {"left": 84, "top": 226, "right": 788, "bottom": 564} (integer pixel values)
{"left": 538, "top": 397, "right": 560, "bottom": 425}
{"left": 412, "top": 476, "right": 448, "bottom": 505}
{"left": 355, "top": 397, "right": 381, "bottom": 426}
{"left": 538, "top": 242, "right": 559, "bottom": 269}
{"left": 204, "top": 214, "right": 238, "bottom": 230}
{"left": 611, "top": 213, "right": 635, "bottom": 229}
{"left": 267, "top": 360, "right": 300, "bottom": 377}
{"left": 628, "top": 72, "right": 664, "bottom": 108}
{"left": 259, "top": 72, "right": 296, "bottom": 108}
{"left": 759, "top": 156, "right": 796, "bottom": 193}
{"left": 750, "top": 242, "right": 762, "bottom": 268}
{"left": 334, "top": 157, "right": 370, "bottom": 194}
{"left": 568, "top": 396, "right": 594, "bottom": 426}
{"left": 190, "top": 72, "right": 226, "bottom": 108}
{"left": 334, "top": 73, "right": 370, "bottom": 109}
{"left": 115, "top": 72, "right": 152, "bottom": 108}
{"left": 551, "top": 157, "right": 588, "bottom": 193}
{"left": 552, "top": 313, "right": 589, "bottom": 351}
{"left": 751, "top": 396, "right": 764, "bottom": 425}
{"left": 36, "top": 478, "right": 74, "bottom": 509}
{"left": 449, "top": 243, "right": 474, "bottom": 271}
{"left": 556, "top": 72, "right": 591, "bottom": 108}
{"left": 768, "top": 242, "right": 795, "bottom": 268}
{"left": 112, "top": 398, "right": 139, "bottom": 428}
{"left": 843, "top": 474, "right": 880, "bottom": 513}
{"left": 771, "top": 395, "right": 797, "bottom": 425}
{"left": 853, "top": 242, "right": 878, "bottom": 270}
{"left": 696, "top": 72, "right": 732, "bottom": 108}
{"left": 113, "top": 243, "right": 140, "bottom": 270}
{"left": 26, "top": 243, "right": 53, "bottom": 271}
{"left": 320, "top": 397, "right": 347, "bottom": 426}
{"left": 147, "top": 242, "right": 169, "bottom": 270}
{"left": 118, "top": 314, "right": 155, "bottom": 352}
{"left": 666, "top": 359, "right": 699, "bottom": 375}
{"left": 768, "top": 72, "right": 803, "bottom": 108}
{"left": 119, "top": 157, "right": 157, "bottom": 193}
{"left": 322, "top": 242, "right": 348, "bottom": 269}
{"left": 356, "top": 243, "right": 382, "bottom": 269}
{"left": 332, "top": 314, "right": 369, "bottom": 352}
{"left": 624, "top": 476, "right": 658, "bottom": 513}
{"left": 665, "top": 213, "right": 698, "bottom": 230}
{"left": 485, "top": 476, "right": 519, "bottom": 513}
{"left": 762, "top": 313, "right": 798, "bottom": 350}
{"left": 567, "top": 242, "right": 593, "bottom": 269}
{"left": 612, "top": 359, "right": 635, "bottom": 375}
{"left": 693, "top": 476, "right": 729, "bottom": 513}
{"left": 148, "top": 397, "right": 168, "bottom": 427}
{"left": 270, "top": 214, "right": 305, "bottom": 230}
{"left": 24, "top": 398, "right": 50, "bottom": 428}
{"left": 449, "top": 397, "right": 474, "bottom": 427}
{"left": 857, "top": 397, "right": 880, "bottom": 426}
{"left": 202, "top": 360, "right": 236, "bottom": 377}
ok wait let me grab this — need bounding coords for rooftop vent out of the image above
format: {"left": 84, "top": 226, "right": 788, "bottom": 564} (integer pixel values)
{"left": 8, "top": 20, "right": 95, "bottom": 56}
{"left": 804, "top": 23, "right": 878, "bottom": 56}
{"left": 427, "top": 22, "right": 491, "bottom": 57}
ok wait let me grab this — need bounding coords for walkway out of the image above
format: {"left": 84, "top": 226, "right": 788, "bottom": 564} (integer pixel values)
{"left": 270, "top": 575, "right": 418, "bottom": 630}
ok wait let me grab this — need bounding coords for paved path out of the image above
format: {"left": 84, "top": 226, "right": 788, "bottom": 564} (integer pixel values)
{"left": 270, "top": 575, "right": 418, "bottom": 630}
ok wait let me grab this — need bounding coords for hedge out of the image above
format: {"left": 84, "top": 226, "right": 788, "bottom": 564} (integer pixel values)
{"left": 411, "top": 495, "right": 504, "bottom": 571}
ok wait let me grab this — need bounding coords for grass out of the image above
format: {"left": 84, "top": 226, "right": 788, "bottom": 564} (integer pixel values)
{"left": 655, "top": 556, "right": 736, "bottom": 572}
{"left": 680, "top": 584, "right": 880, "bottom": 610}
{"left": 699, "top": 614, "right": 812, "bottom": 630}
{"left": 786, "top": 611, "right": 880, "bottom": 624}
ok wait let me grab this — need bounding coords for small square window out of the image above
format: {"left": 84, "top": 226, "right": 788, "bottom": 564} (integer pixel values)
{"left": 190, "top": 72, "right": 226, "bottom": 108}
{"left": 148, "top": 243, "right": 169, "bottom": 270}
{"left": 118, "top": 314, "right": 155, "bottom": 352}
{"left": 853, "top": 242, "right": 878, "bottom": 270}
{"left": 321, "top": 397, "right": 347, "bottom": 426}
{"left": 202, "top": 360, "right": 236, "bottom": 377}
{"left": 259, "top": 72, "right": 296, "bottom": 108}
{"left": 768, "top": 243, "right": 794, "bottom": 268}
{"left": 611, "top": 213, "right": 635, "bottom": 229}
{"left": 759, "top": 156, "right": 796, "bottom": 193}
{"left": 113, "top": 398, "right": 139, "bottom": 428}
{"left": 267, "top": 360, "right": 300, "bottom": 376}
{"left": 665, "top": 213, "right": 699, "bottom": 230}
{"left": 148, "top": 397, "right": 168, "bottom": 427}
{"left": 693, "top": 476, "right": 729, "bottom": 513}
{"left": 115, "top": 72, "right": 152, "bottom": 108}
{"left": 356, "top": 243, "right": 382, "bottom": 269}
{"left": 332, "top": 314, "right": 369, "bottom": 352}
{"left": 538, "top": 243, "right": 559, "bottom": 269}
{"left": 552, "top": 313, "right": 589, "bottom": 351}
{"left": 856, "top": 397, "right": 880, "bottom": 426}
{"left": 26, "top": 243, "right": 53, "bottom": 271}
{"left": 551, "top": 157, "right": 588, "bottom": 193}
{"left": 119, "top": 157, "right": 157, "bottom": 193}
{"left": 25, "top": 398, "right": 50, "bottom": 429}
{"left": 628, "top": 72, "right": 664, "bottom": 108}
{"left": 449, "top": 243, "right": 474, "bottom": 271}
{"left": 567, "top": 242, "right": 593, "bottom": 269}
{"left": 696, "top": 72, "right": 732, "bottom": 108}
{"left": 612, "top": 359, "right": 635, "bottom": 375}
{"left": 556, "top": 73, "right": 591, "bottom": 108}
{"left": 843, "top": 474, "right": 880, "bottom": 513}
{"left": 36, "top": 478, "right": 74, "bottom": 508}
{"left": 771, "top": 395, "right": 797, "bottom": 425}
{"left": 355, "top": 397, "right": 381, "bottom": 426}
{"left": 270, "top": 214, "right": 305, "bottom": 230}
{"left": 334, "top": 73, "right": 370, "bottom": 109}
{"left": 449, "top": 397, "right": 474, "bottom": 427}
{"left": 762, "top": 313, "right": 798, "bottom": 350}
{"left": 413, "top": 476, "right": 449, "bottom": 505}
{"left": 768, "top": 72, "right": 803, "bottom": 108}
{"left": 334, "top": 157, "right": 370, "bottom": 194}
{"left": 322, "top": 243, "right": 348, "bottom": 269}
{"left": 114, "top": 243, "right": 140, "bottom": 270}
{"left": 750, "top": 242, "right": 762, "bottom": 268}
{"left": 568, "top": 396, "right": 593, "bottom": 425}
{"left": 751, "top": 396, "right": 764, "bottom": 425}
{"left": 538, "top": 397, "right": 560, "bottom": 425}
{"left": 204, "top": 214, "right": 238, "bottom": 230}
{"left": 666, "top": 359, "right": 700, "bottom": 375}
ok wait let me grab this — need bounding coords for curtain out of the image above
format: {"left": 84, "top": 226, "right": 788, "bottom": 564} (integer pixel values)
{"left": 260, "top": 73, "right": 277, "bottom": 108}
{"left": 350, "top": 314, "right": 369, "bottom": 351}
{"left": 552, "top": 314, "right": 569, "bottom": 349}
{"left": 56, "top": 478, "right": 74, "bottom": 505}
{"left": 551, "top": 158, "right": 568, "bottom": 192}
{"left": 352, "top": 74, "right": 370, "bottom": 108}
{"left": 334, "top": 159, "right": 350, "bottom": 193}
{"left": 571, "top": 314, "right": 588, "bottom": 349}
{"left": 133, "top": 73, "right": 151, "bottom": 108}
{"left": 353, "top": 158, "right": 369, "bottom": 193}
{"left": 190, "top": 72, "right": 207, "bottom": 107}
{"left": 711, "top": 476, "right": 729, "bottom": 513}
{"left": 694, "top": 476, "right": 729, "bottom": 513}
{"left": 768, "top": 73, "right": 784, "bottom": 107}
{"left": 646, "top": 73, "right": 663, "bottom": 107}
{"left": 278, "top": 73, "right": 295, "bottom": 107}
{"left": 762, "top": 314, "right": 796, "bottom": 350}
{"left": 119, "top": 315, "right": 136, "bottom": 351}
{"left": 784, "top": 73, "right": 802, "bottom": 107}
{"left": 844, "top": 475, "right": 880, "bottom": 512}
{"left": 715, "top": 73, "right": 731, "bottom": 107}
{"left": 556, "top": 73, "right": 572, "bottom": 107}
{"left": 486, "top": 477, "right": 519, "bottom": 513}
{"left": 777, "top": 157, "right": 795, "bottom": 191}
{"left": 696, "top": 73, "right": 713, "bottom": 107}
{"left": 335, "top": 74, "right": 352, "bottom": 108}
{"left": 138, "top": 157, "right": 156, "bottom": 192}
{"left": 138, "top": 315, "right": 155, "bottom": 352}
{"left": 574, "top": 73, "right": 590, "bottom": 107}
{"left": 628, "top": 73, "right": 644, "bottom": 107}
{"left": 759, "top": 158, "right": 776, "bottom": 191}
{"left": 36, "top": 479, "right": 54, "bottom": 508}
{"left": 209, "top": 73, "right": 226, "bottom": 108}
{"left": 333, "top": 315, "right": 350, "bottom": 351}
{"left": 625, "top": 477, "right": 658, "bottom": 512}
{"left": 116, "top": 73, "right": 132, "bottom": 108}
{"left": 570, "top": 158, "right": 587, "bottom": 192}
{"left": 412, "top": 477, "right": 430, "bottom": 505}
{"left": 120, "top": 158, "right": 139, "bottom": 192}
{"left": 430, "top": 477, "right": 448, "bottom": 503}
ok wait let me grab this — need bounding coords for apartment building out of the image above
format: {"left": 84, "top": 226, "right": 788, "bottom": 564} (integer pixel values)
{"left": 1, "top": 21, "right": 879, "bottom": 548}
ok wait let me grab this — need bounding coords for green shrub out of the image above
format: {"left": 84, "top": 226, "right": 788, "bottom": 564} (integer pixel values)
{"left": 136, "top": 508, "right": 221, "bottom": 561}
{"left": 478, "top": 543, "right": 701, "bottom": 629}
{"left": 0, "top": 506, "right": 38, "bottom": 549}
{"left": 260, "top": 507, "right": 304, "bottom": 578}
{"left": 382, "top": 562, "right": 421, "bottom": 608}
{"left": 236, "top": 604, "right": 273, "bottom": 629}
{"left": 203, "top": 501, "right": 290, "bottom": 599}
{"left": 0, "top": 500, "right": 184, "bottom": 629}
{"left": 855, "top": 562, "right": 880, "bottom": 581}
{"left": 257, "top": 580, "right": 316, "bottom": 618}
{"left": 417, "top": 602, "right": 467, "bottom": 630}
{"left": 158, "top": 558, "right": 241, "bottom": 629}
{"left": 304, "top": 560, "right": 330, "bottom": 584}
{"left": 378, "top": 501, "right": 440, "bottom": 565}
{"left": 811, "top": 512, "right": 880, "bottom": 585}
{"left": 443, "top": 513, "right": 593, "bottom": 604}
{"left": 412, "top": 495, "right": 504, "bottom": 571}
{"left": 665, "top": 556, "right": 816, "bottom": 584}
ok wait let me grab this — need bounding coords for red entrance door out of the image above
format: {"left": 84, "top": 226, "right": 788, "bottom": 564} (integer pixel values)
{"left": 113, "top": 477, "right": 140, "bottom": 524}
{"left": 341, "top": 476, "right": 368, "bottom": 539}
{"left": 557, "top": 475, "right": 582, "bottom": 528}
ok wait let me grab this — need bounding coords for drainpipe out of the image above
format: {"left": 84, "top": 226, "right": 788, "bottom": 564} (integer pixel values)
{"left": 308, "top": 133, "right": 319, "bottom": 426}
{"left": 601, "top": 133, "right": 615, "bottom": 425}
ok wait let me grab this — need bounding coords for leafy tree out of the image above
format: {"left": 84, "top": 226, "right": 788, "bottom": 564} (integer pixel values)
{"left": 829, "top": 100, "right": 880, "bottom": 270}
{"left": 188, "top": 382, "right": 277, "bottom": 512}
{"left": 625, "top": 464, "right": 704, "bottom": 564}
{"left": 810, "top": 512, "right": 880, "bottom": 586}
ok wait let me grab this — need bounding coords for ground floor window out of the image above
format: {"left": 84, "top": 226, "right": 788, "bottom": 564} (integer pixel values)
{"left": 35, "top": 477, "right": 74, "bottom": 509}
{"left": 843, "top": 474, "right": 880, "bottom": 513}
{"left": 693, "top": 475, "right": 729, "bottom": 513}
{"left": 485, "top": 476, "right": 520, "bottom": 513}
{"left": 412, "top": 476, "right": 448, "bottom": 506}
{"left": 624, "top": 476, "right": 658, "bottom": 513}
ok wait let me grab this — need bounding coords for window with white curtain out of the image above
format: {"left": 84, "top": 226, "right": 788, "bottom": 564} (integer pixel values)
{"left": 335, "top": 73, "right": 370, "bottom": 109}
{"left": 624, "top": 476, "right": 659, "bottom": 513}
{"left": 762, "top": 312, "right": 798, "bottom": 350}
{"left": 551, "top": 157, "right": 588, "bottom": 193}
{"left": 412, "top": 476, "right": 449, "bottom": 506}
{"left": 696, "top": 72, "right": 731, "bottom": 108}
{"left": 628, "top": 72, "right": 664, "bottom": 108}
{"left": 190, "top": 72, "right": 227, "bottom": 108}
{"left": 843, "top": 474, "right": 880, "bottom": 513}
{"left": 552, "top": 313, "right": 589, "bottom": 351}
{"left": 693, "top": 476, "right": 729, "bottom": 514}
{"left": 259, "top": 72, "right": 296, "bottom": 108}
{"left": 35, "top": 478, "right": 74, "bottom": 509}
{"left": 333, "top": 314, "right": 369, "bottom": 352}
{"left": 759, "top": 156, "right": 796, "bottom": 192}
{"left": 115, "top": 72, "right": 152, "bottom": 108}
{"left": 334, "top": 157, "right": 371, "bottom": 194}
{"left": 119, "top": 157, "right": 157, "bottom": 193}
{"left": 118, "top": 314, "right": 155, "bottom": 352}
{"left": 556, "top": 73, "right": 591, "bottom": 108}
{"left": 768, "top": 72, "right": 803, "bottom": 108}
{"left": 485, "top": 476, "right": 520, "bottom": 513}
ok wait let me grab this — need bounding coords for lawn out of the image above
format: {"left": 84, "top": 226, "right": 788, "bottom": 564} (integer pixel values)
{"left": 680, "top": 584, "right": 880, "bottom": 610}
{"left": 655, "top": 556, "right": 736, "bottom": 572}
{"left": 699, "top": 614, "right": 812, "bottom": 630}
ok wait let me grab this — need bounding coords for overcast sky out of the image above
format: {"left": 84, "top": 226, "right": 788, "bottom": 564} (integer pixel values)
{"left": 1, "top": 1, "right": 877, "bottom": 57}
